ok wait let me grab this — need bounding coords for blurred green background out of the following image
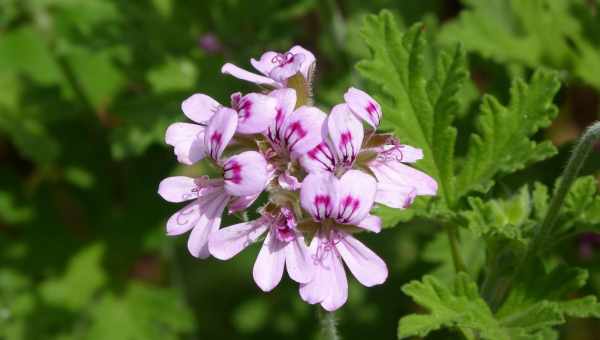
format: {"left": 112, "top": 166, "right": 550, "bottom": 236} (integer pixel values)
{"left": 1, "top": 0, "right": 599, "bottom": 339}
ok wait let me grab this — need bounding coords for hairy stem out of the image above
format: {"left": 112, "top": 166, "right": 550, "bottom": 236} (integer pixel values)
{"left": 446, "top": 224, "right": 467, "bottom": 273}
{"left": 319, "top": 309, "right": 341, "bottom": 340}
{"left": 484, "top": 121, "right": 600, "bottom": 311}
{"left": 529, "top": 121, "right": 600, "bottom": 255}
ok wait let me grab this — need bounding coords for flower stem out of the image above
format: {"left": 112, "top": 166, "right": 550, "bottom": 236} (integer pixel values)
{"left": 529, "top": 121, "right": 600, "bottom": 256}
{"left": 319, "top": 309, "right": 341, "bottom": 340}
{"left": 446, "top": 224, "right": 467, "bottom": 273}
{"left": 483, "top": 121, "right": 600, "bottom": 311}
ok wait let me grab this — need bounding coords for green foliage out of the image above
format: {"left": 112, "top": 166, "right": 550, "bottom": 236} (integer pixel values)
{"left": 441, "top": 0, "right": 600, "bottom": 91}
{"left": 399, "top": 271, "right": 598, "bottom": 340}
{"left": 358, "top": 10, "right": 560, "bottom": 219}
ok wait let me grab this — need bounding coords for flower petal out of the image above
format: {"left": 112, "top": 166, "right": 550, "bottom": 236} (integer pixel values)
{"left": 181, "top": 94, "right": 221, "bottom": 124}
{"left": 335, "top": 170, "right": 377, "bottom": 225}
{"left": 374, "top": 183, "right": 417, "bottom": 209}
{"left": 266, "top": 88, "right": 297, "bottom": 145}
{"left": 269, "top": 53, "right": 304, "bottom": 82}
{"left": 300, "top": 142, "right": 336, "bottom": 174}
{"left": 300, "top": 173, "right": 339, "bottom": 221}
{"left": 236, "top": 93, "right": 278, "bottom": 134}
{"left": 277, "top": 171, "right": 301, "bottom": 191}
{"left": 158, "top": 176, "right": 199, "bottom": 203}
{"left": 356, "top": 214, "right": 382, "bottom": 233}
{"left": 165, "top": 122, "right": 206, "bottom": 165}
{"left": 337, "top": 233, "right": 388, "bottom": 287}
{"left": 204, "top": 107, "right": 238, "bottom": 160}
{"left": 250, "top": 51, "right": 280, "bottom": 76}
{"left": 253, "top": 230, "right": 286, "bottom": 292}
{"left": 284, "top": 235, "right": 313, "bottom": 284}
{"left": 344, "top": 87, "right": 382, "bottom": 128}
{"left": 327, "top": 104, "right": 364, "bottom": 166}
{"left": 281, "top": 106, "right": 327, "bottom": 159}
{"left": 209, "top": 219, "right": 269, "bottom": 260}
{"left": 375, "top": 144, "right": 423, "bottom": 163}
{"left": 221, "top": 63, "right": 280, "bottom": 88}
{"left": 289, "top": 45, "right": 316, "bottom": 80}
{"left": 186, "top": 190, "right": 230, "bottom": 258}
{"left": 223, "top": 151, "right": 268, "bottom": 197}
{"left": 319, "top": 250, "right": 348, "bottom": 312}
{"left": 299, "top": 233, "right": 348, "bottom": 311}
{"left": 227, "top": 193, "right": 260, "bottom": 214}
{"left": 369, "top": 160, "right": 437, "bottom": 196}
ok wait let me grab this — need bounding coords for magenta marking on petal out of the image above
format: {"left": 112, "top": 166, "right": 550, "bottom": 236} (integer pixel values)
{"left": 223, "top": 160, "right": 242, "bottom": 184}
{"left": 307, "top": 142, "right": 335, "bottom": 172}
{"left": 209, "top": 132, "right": 222, "bottom": 159}
{"left": 267, "top": 108, "right": 285, "bottom": 144}
{"left": 338, "top": 131, "right": 356, "bottom": 165}
{"left": 272, "top": 52, "right": 296, "bottom": 67}
{"left": 284, "top": 121, "right": 308, "bottom": 152}
{"left": 313, "top": 195, "right": 333, "bottom": 220}
{"left": 336, "top": 195, "right": 360, "bottom": 224}
{"left": 237, "top": 99, "right": 253, "bottom": 121}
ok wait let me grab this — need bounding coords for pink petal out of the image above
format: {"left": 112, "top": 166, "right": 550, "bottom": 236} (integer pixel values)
{"left": 186, "top": 190, "right": 230, "bottom": 258}
{"left": 277, "top": 171, "right": 301, "bottom": 191}
{"left": 204, "top": 107, "right": 238, "bottom": 160}
{"left": 289, "top": 45, "right": 316, "bottom": 80}
{"left": 356, "top": 214, "right": 382, "bottom": 233}
{"left": 158, "top": 176, "right": 199, "bottom": 203}
{"left": 335, "top": 170, "right": 377, "bottom": 225}
{"left": 300, "top": 173, "right": 339, "bottom": 221}
{"left": 375, "top": 144, "right": 423, "bottom": 163}
{"left": 208, "top": 218, "right": 269, "bottom": 260}
{"left": 327, "top": 103, "right": 364, "bottom": 166}
{"left": 284, "top": 236, "right": 313, "bottom": 284}
{"left": 223, "top": 151, "right": 268, "bottom": 197}
{"left": 228, "top": 193, "right": 260, "bottom": 214}
{"left": 253, "top": 230, "right": 286, "bottom": 292}
{"left": 269, "top": 53, "right": 304, "bottom": 82}
{"left": 299, "top": 234, "right": 348, "bottom": 311}
{"left": 300, "top": 141, "right": 336, "bottom": 174}
{"left": 181, "top": 93, "right": 221, "bottom": 124}
{"left": 369, "top": 160, "right": 437, "bottom": 196}
{"left": 165, "top": 186, "right": 226, "bottom": 236}
{"left": 320, "top": 251, "right": 348, "bottom": 311}
{"left": 344, "top": 87, "right": 382, "bottom": 128}
{"left": 374, "top": 183, "right": 417, "bottom": 209}
{"left": 236, "top": 93, "right": 278, "bottom": 134}
{"left": 165, "top": 122, "right": 206, "bottom": 165}
{"left": 266, "top": 88, "right": 297, "bottom": 145}
{"left": 250, "top": 51, "right": 280, "bottom": 76}
{"left": 281, "top": 106, "right": 327, "bottom": 159}
{"left": 221, "top": 63, "right": 280, "bottom": 88}
{"left": 337, "top": 233, "right": 388, "bottom": 287}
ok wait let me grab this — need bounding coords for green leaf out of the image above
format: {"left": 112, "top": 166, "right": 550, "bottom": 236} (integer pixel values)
{"left": 456, "top": 70, "right": 559, "bottom": 196}
{"left": 562, "top": 175, "right": 600, "bottom": 226}
{"left": 497, "top": 260, "right": 600, "bottom": 330}
{"left": 358, "top": 12, "right": 466, "bottom": 209}
{"left": 440, "top": 0, "right": 600, "bottom": 91}
{"left": 398, "top": 273, "right": 510, "bottom": 340}
{"left": 146, "top": 58, "right": 198, "bottom": 93}
{"left": 86, "top": 283, "right": 195, "bottom": 340}
{"left": 357, "top": 11, "right": 559, "bottom": 223}
{"left": 39, "top": 244, "right": 106, "bottom": 311}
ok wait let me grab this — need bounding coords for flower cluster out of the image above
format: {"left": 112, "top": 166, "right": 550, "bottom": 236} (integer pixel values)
{"left": 158, "top": 46, "right": 437, "bottom": 311}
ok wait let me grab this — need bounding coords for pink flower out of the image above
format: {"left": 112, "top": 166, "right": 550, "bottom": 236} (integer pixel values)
{"left": 209, "top": 207, "right": 313, "bottom": 291}
{"left": 298, "top": 170, "right": 387, "bottom": 311}
{"left": 367, "top": 139, "right": 437, "bottom": 209}
{"left": 301, "top": 87, "right": 437, "bottom": 209}
{"left": 344, "top": 87, "right": 382, "bottom": 128}
{"left": 221, "top": 46, "right": 316, "bottom": 88}
{"left": 165, "top": 92, "right": 277, "bottom": 164}
{"left": 159, "top": 108, "right": 270, "bottom": 258}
